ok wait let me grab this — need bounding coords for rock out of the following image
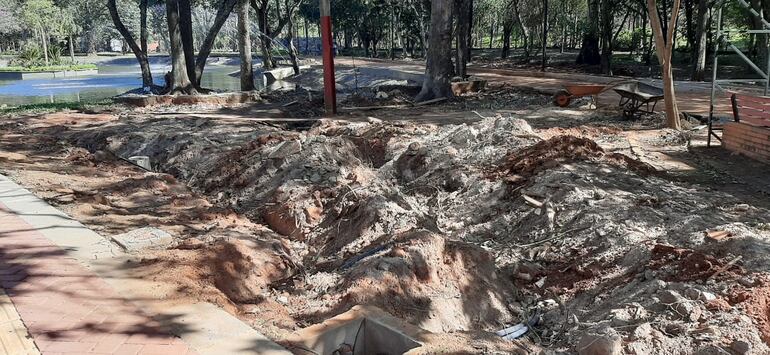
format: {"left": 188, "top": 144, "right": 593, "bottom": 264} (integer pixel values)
{"left": 407, "top": 142, "right": 421, "bottom": 153}
{"left": 664, "top": 322, "right": 688, "bottom": 335}
{"left": 276, "top": 295, "right": 289, "bottom": 305}
{"left": 674, "top": 301, "right": 702, "bottom": 322}
{"left": 739, "top": 276, "right": 757, "bottom": 287}
{"left": 658, "top": 290, "right": 684, "bottom": 304}
{"left": 695, "top": 345, "right": 731, "bottom": 355}
{"left": 730, "top": 340, "right": 752, "bottom": 355}
{"left": 631, "top": 323, "right": 656, "bottom": 340}
{"left": 609, "top": 308, "right": 634, "bottom": 327}
{"left": 576, "top": 328, "right": 622, "bottom": 355}
{"left": 684, "top": 287, "right": 717, "bottom": 302}
{"left": 375, "top": 91, "right": 389, "bottom": 99}
{"left": 268, "top": 140, "right": 302, "bottom": 159}
{"left": 111, "top": 227, "right": 174, "bottom": 252}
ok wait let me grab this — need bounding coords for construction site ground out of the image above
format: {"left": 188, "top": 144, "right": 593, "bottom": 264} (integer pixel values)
{"left": 2, "top": 62, "right": 770, "bottom": 354}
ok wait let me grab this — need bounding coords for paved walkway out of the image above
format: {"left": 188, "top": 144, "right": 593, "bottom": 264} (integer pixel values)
{"left": 334, "top": 57, "right": 735, "bottom": 117}
{"left": 0, "top": 203, "right": 195, "bottom": 355}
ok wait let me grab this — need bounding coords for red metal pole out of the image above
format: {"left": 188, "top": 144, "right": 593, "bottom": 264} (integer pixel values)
{"left": 320, "top": 0, "right": 337, "bottom": 115}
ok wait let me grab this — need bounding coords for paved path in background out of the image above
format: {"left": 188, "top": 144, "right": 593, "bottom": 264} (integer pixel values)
{"left": 334, "top": 57, "right": 735, "bottom": 116}
{"left": 0, "top": 204, "right": 195, "bottom": 355}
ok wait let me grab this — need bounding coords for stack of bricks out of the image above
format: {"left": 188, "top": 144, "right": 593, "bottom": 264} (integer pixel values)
{"left": 723, "top": 122, "right": 770, "bottom": 164}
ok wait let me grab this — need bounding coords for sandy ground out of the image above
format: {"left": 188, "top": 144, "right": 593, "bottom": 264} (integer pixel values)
{"left": 2, "top": 79, "right": 770, "bottom": 354}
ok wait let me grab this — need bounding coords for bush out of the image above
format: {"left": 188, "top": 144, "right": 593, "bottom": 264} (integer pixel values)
{"left": 9, "top": 44, "right": 69, "bottom": 68}
{"left": 11, "top": 45, "right": 44, "bottom": 67}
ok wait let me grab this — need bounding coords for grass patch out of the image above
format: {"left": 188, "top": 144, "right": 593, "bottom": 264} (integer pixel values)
{"left": 0, "top": 63, "right": 97, "bottom": 72}
{"left": 0, "top": 98, "right": 115, "bottom": 115}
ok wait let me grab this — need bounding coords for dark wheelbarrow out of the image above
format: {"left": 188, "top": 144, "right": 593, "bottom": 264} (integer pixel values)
{"left": 553, "top": 80, "right": 634, "bottom": 108}
{"left": 612, "top": 81, "right": 664, "bottom": 119}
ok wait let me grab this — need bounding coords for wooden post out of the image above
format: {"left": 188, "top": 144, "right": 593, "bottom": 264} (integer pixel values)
{"left": 320, "top": 0, "right": 337, "bottom": 115}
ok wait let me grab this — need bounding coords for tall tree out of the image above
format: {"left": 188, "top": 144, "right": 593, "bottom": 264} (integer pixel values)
{"left": 576, "top": 0, "right": 600, "bottom": 64}
{"left": 416, "top": 0, "right": 454, "bottom": 101}
{"left": 237, "top": 0, "right": 254, "bottom": 90}
{"left": 455, "top": 0, "right": 472, "bottom": 78}
{"left": 647, "top": 0, "right": 682, "bottom": 129}
{"left": 690, "top": 0, "right": 709, "bottom": 80}
{"left": 107, "top": 0, "right": 153, "bottom": 89}
{"left": 194, "top": 0, "right": 238, "bottom": 86}
{"left": 166, "top": 0, "right": 196, "bottom": 94}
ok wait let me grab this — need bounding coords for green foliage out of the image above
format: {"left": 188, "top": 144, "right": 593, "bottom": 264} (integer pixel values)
{"left": 7, "top": 43, "right": 80, "bottom": 68}
{"left": 0, "top": 64, "right": 96, "bottom": 72}
{"left": 10, "top": 45, "right": 45, "bottom": 67}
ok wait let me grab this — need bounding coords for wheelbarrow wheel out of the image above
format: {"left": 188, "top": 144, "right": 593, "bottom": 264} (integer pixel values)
{"left": 553, "top": 90, "right": 571, "bottom": 107}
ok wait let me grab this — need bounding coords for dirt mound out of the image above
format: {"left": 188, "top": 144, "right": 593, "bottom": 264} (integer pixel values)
{"left": 498, "top": 135, "right": 656, "bottom": 181}
{"left": 59, "top": 106, "right": 770, "bottom": 353}
{"left": 339, "top": 231, "right": 515, "bottom": 333}
{"left": 137, "top": 236, "right": 295, "bottom": 307}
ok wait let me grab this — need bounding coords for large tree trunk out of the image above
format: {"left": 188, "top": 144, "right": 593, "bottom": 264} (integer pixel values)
{"left": 599, "top": 0, "right": 614, "bottom": 74}
{"left": 455, "top": 0, "right": 472, "bottom": 78}
{"left": 69, "top": 34, "right": 75, "bottom": 63}
{"left": 647, "top": 0, "right": 682, "bottom": 129}
{"left": 238, "top": 0, "right": 255, "bottom": 90}
{"left": 541, "top": 0, "right": 548, "bottom": 71}
{"left": 166, "top": 0, "right": 196, "bottom": 94}
{"left": 691, "top": 0, "right": 709, "bottom": 81}
{"left": 285, "top": 0, "right": 300, "bottom": 74}
{"left": 577, "top": 0, "right": 600, "bottom": 64}
{"left": 195, "top": 0, "right": 238, "bottom": 86}
{"left": 253, "top": 0, "right": 276, "bottom": 69}
{"left": 140, "top": 0, "right": 148, "bottom": 55}
{"left": 512, "top": 0, "right": 530, "bottom": 59}
{"left": 416, "top": 0, "right": 454, "bottom": 102}
{"left": 501, "top": 19, "right": 513, "bottom": 59}
{"left": 467, "top": 0, "right": 473, "bottom": 60}
{"left": 40, "top": 29, "right": 49, "bottom": 65}
{"left": 178, "top": 0, "right": 197, "bottom": 84}
{"left": 107, "top": 0, "right": 153, "bottom": 90}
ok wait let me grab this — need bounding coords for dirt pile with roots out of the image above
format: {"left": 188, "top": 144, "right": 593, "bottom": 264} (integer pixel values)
{"left": 67, "top": 111, "right": 770, "bottom": 353}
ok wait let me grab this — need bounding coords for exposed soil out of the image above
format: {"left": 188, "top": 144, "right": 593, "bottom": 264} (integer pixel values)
{"left": 3, "top": 84, "right": 770, "bottom": 354}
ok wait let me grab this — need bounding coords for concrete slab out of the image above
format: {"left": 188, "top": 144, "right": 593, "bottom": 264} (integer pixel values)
{"left": 160, "top": 303, "right": 292, "bottom": 355}
{"left": 111, "top": 227, "right": 174, "bottom": 251}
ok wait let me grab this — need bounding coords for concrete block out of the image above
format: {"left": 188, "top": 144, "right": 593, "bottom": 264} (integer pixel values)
{"left": 111, "top": 227, "right": 174, "bottom": 252}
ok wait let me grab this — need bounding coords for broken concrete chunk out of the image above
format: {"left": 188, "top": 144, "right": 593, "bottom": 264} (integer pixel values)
{"left": 268, "top": 140, "right": 302, "bottom": 159}
{"left": 577, "top": 328, "right": 622, "bottom": 355}
{"left": 111, "top": 227, "right": 174, "bottom": 252}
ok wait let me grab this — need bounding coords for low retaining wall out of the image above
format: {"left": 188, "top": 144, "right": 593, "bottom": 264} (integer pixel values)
{"left": 115, "top": 91, "right": 263, "bottom": 107}
{"left": 0, "top": 69, "right": 98, "bottom": 80}
{"left": 723, "top": 122, "right": 770, "bottom": 163}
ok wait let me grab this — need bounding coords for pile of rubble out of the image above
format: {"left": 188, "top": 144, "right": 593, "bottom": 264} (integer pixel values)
{"left": 68, "top": 108, "right": 770, "bottom": 354}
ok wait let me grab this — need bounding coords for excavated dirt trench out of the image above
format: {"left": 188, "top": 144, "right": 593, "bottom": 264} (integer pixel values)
{"left": 5, "top": 90, "right": 770, "bottom": 353}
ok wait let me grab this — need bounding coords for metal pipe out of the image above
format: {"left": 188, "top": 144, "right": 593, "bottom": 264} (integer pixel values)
{"left": 709, "top": 7, "right": 723, "bottom": 147}
{"left": 728, "top": 43, "right": 768, "bottom": 79}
